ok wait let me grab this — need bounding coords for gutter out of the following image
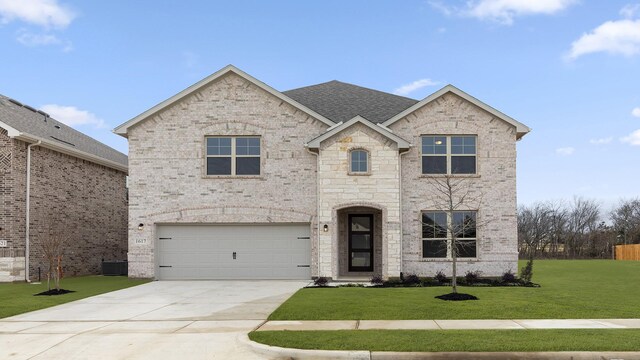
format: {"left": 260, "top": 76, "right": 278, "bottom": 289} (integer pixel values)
{"left": 25, "top": 140, "right": 41, "bottom": 282}
{"left": 13, "top": 133, "right": 128, "bottom": 173}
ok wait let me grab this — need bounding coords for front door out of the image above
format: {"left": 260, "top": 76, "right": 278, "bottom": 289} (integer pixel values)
{"left": 348, "top": 214, "right": 374, "bottom": 272}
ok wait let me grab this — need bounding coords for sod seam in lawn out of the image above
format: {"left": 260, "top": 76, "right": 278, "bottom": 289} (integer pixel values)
{"left": 0, "top": 276, "right": 150, "bottom": 319}
{"left": 268, "top": 260, "right": 640, "bottom": 320}
{"left": 249, "top": 329, "right": 640, "bottom": 352}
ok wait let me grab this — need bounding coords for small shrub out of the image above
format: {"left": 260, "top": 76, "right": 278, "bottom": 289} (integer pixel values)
{"left": 435, "top": 270, "right": 448, "bottom": 284}
{"left": 370, "top": 275, "right": 384, "bottom": 286}
{"left": 520, "top": 259, "right": 534, "bottom": 284}
{"left": 382, "top": 278, "right": 403, "bottom": 287}
{"left": 337, "top": 283, "right": 365, "bottom": 288}
{"left": 313, "top": 276, "right": 329, "bottom": 287}
{"left": 464, "top": 270, "right": 481, "bottom": 285}
{"left": 403, "top": 273, "right": 421, "bottom": 286}
{"left": 501, "top": 270, "right": 517, "bottom": 283}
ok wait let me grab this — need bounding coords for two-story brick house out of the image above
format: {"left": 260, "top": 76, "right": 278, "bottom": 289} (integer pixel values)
{"left": 0, "top": 95, "right": 128, "bottom": 282}
{"left": 115, "top": 65, "right": 530, "bottom": 280}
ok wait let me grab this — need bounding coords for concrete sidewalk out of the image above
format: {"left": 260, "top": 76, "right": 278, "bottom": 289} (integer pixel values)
{"left": 256, "top": 318, "right": 640, "bottom": 331}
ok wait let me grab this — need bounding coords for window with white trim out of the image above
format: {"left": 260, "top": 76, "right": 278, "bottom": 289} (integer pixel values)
{"left": 206, "top": 136, "right": 260, "bottom": 175}
{"left": 421, "top": 135, "right": 476, "bottom": 175}
{"left": 422, "top": 211, "right": 477, "bottom": 258}
{"left": 350, "top": 149, "right": 368, "bottom": 173}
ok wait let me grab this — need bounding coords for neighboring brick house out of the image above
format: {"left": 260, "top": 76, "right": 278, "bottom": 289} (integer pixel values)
{"left": 0, "top": 95, "right": 128, "bottom": 282}
{"left": 114, "top": 65, "right": 530, "bottom": 280}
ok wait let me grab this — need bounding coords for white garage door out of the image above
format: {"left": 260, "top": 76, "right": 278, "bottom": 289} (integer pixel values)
{"left": 156, "top": 224, "right": 311, "bottom": 280}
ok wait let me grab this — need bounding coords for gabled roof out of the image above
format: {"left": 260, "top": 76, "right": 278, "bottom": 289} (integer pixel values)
{"left": 284, "top": 80, "right": 418, "bottom": 124}
{"left": 0, "top": 94, "right": 128, "bottom": 172}
{"left": 382, "top": 84, "right": 531, "bottom": 139}
{"left": 114, "top": 65, "right": 335, "bottom": 136}
{"left": 306, "top": 115, "right": 411, "bottom": 150}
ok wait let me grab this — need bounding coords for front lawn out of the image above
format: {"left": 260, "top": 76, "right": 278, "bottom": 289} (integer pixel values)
{"left": 269, "top": 260, "right": 640, "bottom": 320}
{"left": 0, "top": 276, "right": 149, "bottom": 319}
{"left": 250, "top": 329, "right": 640, "bottom": 352}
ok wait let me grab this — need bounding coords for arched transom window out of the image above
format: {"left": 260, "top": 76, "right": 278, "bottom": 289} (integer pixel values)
{"left": 350, "top": 149, "right": 369, "bottom": 173}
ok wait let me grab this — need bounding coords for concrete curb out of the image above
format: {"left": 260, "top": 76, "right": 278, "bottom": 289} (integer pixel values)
{"left": 238, "top": 333, "right": 370, "bottom": 359}
{"left": 240, "top": 335, "right": 640, "bottom": 360}
{"left": 371, "top": 351, "right": 640, "bottom": 360}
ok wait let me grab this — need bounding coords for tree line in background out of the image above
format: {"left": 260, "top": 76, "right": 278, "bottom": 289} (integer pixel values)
{"left": 518, "top": 197, "right": 640, "bottom": 259}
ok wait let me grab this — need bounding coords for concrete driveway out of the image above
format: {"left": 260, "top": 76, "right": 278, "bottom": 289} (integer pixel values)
{"left": 0, "top": 280, "right": 307, "bottom": 360}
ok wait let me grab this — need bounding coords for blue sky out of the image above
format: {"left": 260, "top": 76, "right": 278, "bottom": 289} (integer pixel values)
{"left": 1, "top": 0, "right": 639, "bottom": 208}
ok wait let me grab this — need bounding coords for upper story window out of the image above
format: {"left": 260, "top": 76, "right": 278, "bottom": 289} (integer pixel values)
{"left": 350, "top": 149, "right": 369, "bottom": 174}
{"left": 206, "top": 136, "right": 260, "bottom": 176}
{"left": 421, "top": 135, "right": 476, "bottom": 175}
{"left": 422, "top": 210, "right": 477, "bottom": 259}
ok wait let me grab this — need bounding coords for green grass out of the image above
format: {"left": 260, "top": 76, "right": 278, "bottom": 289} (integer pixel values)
{"left": 269, "top": 260, "right": 640, "bottom": 320}
{"left": 0, "top": 276, "right": 149, "bottom": 319}
{"left": 250, "top": 329, "right": 640, "bottom": 352}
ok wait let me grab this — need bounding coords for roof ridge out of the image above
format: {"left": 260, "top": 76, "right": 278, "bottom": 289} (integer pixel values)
{"left": 284, "top": 80, "right": 419, "bottom": 102}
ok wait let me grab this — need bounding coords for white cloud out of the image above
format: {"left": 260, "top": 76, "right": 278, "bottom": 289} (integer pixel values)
{"left": 40, "top": 104, "right": 105, "bottom": 128}
{"left": 589, "top": 137, "right": 613, "bottom": 145}
{"left": 566, "top": 19, "right": 640, "bottom": 60}
{"left": 393, "top": 79, "right": 440, "bottom": 96}
{"left": 15, "top": 29, "right": 71, "bottom": 51}
{"left": 15, "top": 30, "right": 73, "bottom": 51}
{"left": 632, "top": 107, "right": 640, "bottom": 117}
{"left": 556, "top": 147, "right": 575, "bottom": 156}
{"left": 0, "top": 0, "right": 75, "bottom": 28}
{"left": 430, "top": 0, "right": 577, "bottom": 25}
{"left": 621, "top": 129, "right": 640, "bottom": 145}
{"left": 621, "top": 3, "right": 640, "bottom": 19}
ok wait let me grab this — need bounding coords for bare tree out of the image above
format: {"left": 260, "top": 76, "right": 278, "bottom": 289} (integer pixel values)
{"left": 611, "top": 198, "right": 640, "bottom": 245}
{"left": 518, "top": 203, "right": 553, "bottom": 259}
{"left": 564, "top": 197, "right": 601, "bottom": 258}
{"left": 424, "top": 175, "right": 487, "bottom": 294}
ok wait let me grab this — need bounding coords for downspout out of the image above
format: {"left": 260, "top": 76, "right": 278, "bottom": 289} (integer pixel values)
{"left": 398, "top": 147, "right": 410, "bottom": 277}
{"left": 305, "top": 146, "right": 320, "bottom": 279}
{"left": 25, "top": 140, "right": 41, "bottom": 282}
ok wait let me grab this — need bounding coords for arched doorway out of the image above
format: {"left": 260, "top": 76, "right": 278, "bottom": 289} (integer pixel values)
{"left": 336, "top": 206, "right": 383, "bottom": 277}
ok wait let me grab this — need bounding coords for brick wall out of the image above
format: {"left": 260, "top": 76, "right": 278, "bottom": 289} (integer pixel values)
{"left": 389, "top": 92, "right": 519, "bottom": 277}
{"left": 1, "top": 128, "right": 128, "bottom": 281}
{"left": 126, "top": 72, "right": 327, "bottom": 278}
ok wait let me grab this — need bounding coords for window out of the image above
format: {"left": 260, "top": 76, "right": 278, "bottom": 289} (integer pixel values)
{"left": 421, "top": 211, "right": 477, "bottom": 258}
{"left": 350, "top": 149, "right": 368, "bottom": 173}
{"left": 422, "top": 211, "right": 448, "bottom": 258}
{"left": 206, "top": 136, "right": 260, "bottom": 175}
{"left": 421, "top": 135, "right": 476, "bottom": 175}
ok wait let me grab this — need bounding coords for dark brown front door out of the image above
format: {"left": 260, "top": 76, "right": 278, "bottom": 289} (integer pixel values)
{"left": 348, "top": 214, "right": 373, "bottom": 272}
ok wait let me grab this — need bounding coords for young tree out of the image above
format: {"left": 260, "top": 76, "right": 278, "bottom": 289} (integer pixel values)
{"left": 40, "top": 225, "right": 66, "bottom": 292}
{"left": 424, "top": 175, "right": 487, "bottom": 294}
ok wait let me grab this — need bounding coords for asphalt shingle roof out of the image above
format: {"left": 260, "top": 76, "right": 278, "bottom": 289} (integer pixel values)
{"left": 0, "top": 94, "right": 127, "bottom": 167}
{"left": 283, "top": 80, "right": 419, "bottom": 124}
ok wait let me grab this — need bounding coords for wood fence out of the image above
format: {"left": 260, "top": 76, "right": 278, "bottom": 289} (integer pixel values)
{"left": 615, "top": 244, "right": 640, "bottom": 260}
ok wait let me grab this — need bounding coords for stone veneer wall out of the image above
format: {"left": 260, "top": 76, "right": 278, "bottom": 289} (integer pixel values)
{"left": 126, "top": 72, "right": 328, "bottom": 278}
{"left": 317, "top": 123, "right": 402, "bottom": 279}
{"left": 389, "top": 92, "right": 519, "bottom": 277}
{"left": 0, "top": 129, "right": 128, "bottom": 281}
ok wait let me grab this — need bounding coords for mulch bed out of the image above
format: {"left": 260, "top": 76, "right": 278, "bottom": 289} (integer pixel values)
{"left": 34, "top": 289, "right": 75, "bottom": 296}
{"left": 435, "top": 292, "right": 479, "bottom": 301}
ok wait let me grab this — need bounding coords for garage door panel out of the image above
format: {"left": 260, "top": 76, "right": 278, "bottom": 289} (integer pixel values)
{"left": 157, "top": 224, "right": 311, "bottom": 280}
